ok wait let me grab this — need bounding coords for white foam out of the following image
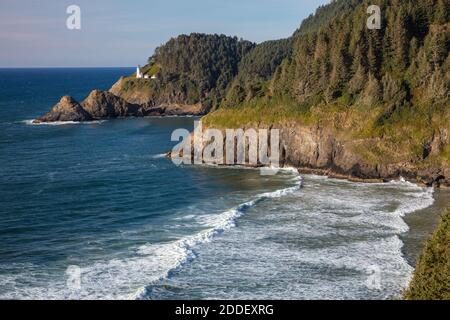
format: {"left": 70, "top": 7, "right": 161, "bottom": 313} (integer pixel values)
{"left": 393, "top": 187, "right": 434, "bottom": 217}
{"left": 151, "top": 153, "right": 167, "bottom": 159}
{"left": 157, "top": 174, "right": 435, "bottom": 300}
{"left": 132, "top": 172, "right": 303, "bottom": 299}
{"left": 131, "top": 175, "right": 433, "bottom": 300}
{"left": 23, "top": 119, "right": 106, "bottom": 126}
{"left": 278, "top": 166, "right": 300, "bottom": 174}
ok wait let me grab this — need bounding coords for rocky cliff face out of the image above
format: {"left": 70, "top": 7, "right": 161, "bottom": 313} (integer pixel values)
{"left": 33, "top": 96, "right": 93, "bottom": 123}
{"left": 81, "top": 90, "right": 142, "bottom": 118}
{"left": 278, "top": 122, "right": 449, "bottom": 187}
{"left": 170, "top": 122, "right": 449, "bottom": 187}
{"left": 109, "top": 77, "right": 211, "bottom": 115}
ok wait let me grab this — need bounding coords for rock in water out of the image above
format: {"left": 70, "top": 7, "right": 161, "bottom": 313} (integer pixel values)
{"left": 33, "top": 96, "right": 92, "bottom": 123}
{"left": 35, "top": 89, "right": 208, "bottom": 123}
{"left": 81, "top": 90, "right": 142, "bottom": 119}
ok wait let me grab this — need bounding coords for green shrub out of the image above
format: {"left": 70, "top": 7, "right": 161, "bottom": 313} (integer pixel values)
{"left": 405, "top": 207, "right": 450, "bottom": 300}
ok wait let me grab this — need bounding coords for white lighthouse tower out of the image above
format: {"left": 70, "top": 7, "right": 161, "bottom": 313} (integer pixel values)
{"left": 136, "top": 65, "right": 143, "bottom": 79}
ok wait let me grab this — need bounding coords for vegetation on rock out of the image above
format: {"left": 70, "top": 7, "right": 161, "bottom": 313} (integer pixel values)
{"left": 405, "top": 207, "right": 450, "bottom": 300}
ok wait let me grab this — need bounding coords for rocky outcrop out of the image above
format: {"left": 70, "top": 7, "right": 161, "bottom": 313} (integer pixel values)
{"left": 36, "top": 88, "right": 209, "bottom": 123}
{"left": 81, "top": 90, "right": 142, "bottom": 118}
{"left": 33, "top": 96, "right": 92, "bottom": 123}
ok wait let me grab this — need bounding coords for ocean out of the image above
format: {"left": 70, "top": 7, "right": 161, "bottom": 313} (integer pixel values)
{"left": 0, "top": 68, "right": 447, "bottom": 300}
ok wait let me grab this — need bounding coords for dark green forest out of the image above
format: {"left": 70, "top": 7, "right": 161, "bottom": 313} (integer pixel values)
{"left": 114, "top": 34, "right": 254, "bottom": 108}
{"left": 272, "top": 0, "right": 449, "bottom": 108}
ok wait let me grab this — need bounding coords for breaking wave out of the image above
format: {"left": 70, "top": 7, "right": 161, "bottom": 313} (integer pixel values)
{"left": 22, "top": 119, "right": 106, "bottom": 126}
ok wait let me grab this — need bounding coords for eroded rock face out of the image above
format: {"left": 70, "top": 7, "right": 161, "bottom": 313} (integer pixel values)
{"left": 279, "top": 124, "right": 377, "bottom": 177}
{"left": 278, "top": 123, "right": 449, "bottom": 186}
{"left": 173, "top": 122, "right": 449, "bottom": 187}
{"left": 33, "top": 96, "right": 92, "bottom": 123}
{"left": 81, "top": 90, "right": 142, "bottom": 119}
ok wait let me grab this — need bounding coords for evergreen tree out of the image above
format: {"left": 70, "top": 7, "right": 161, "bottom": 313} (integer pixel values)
{"left": 359, "top": 72, "right": 382, "bottom": 106}
{"left": 392, "top": 8, "right": 409, "bottom": 72}
{"left": 435, "top": 0, "right": 448, "bottom": 24}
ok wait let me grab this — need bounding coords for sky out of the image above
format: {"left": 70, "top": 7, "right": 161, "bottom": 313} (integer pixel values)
{"left": 0, "top": 0, "right": 330, "bottom": 67}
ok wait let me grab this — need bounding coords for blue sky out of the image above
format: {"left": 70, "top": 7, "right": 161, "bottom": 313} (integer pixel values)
{"left": 0, "top": 0, "right": 330, "bottom": 67}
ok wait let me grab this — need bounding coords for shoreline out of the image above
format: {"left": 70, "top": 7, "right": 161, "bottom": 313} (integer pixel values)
{"left": 402, "top": 188, "right": 450, "bottom": 267}
{"left": 167, "top": 158, "right": 449, "bottom": 299}
{"left": 295, "top": 166, "right": 449, "bottom": 189}
{"left": 167, "top": 152, "right": 446, "bottom": 188}
{"left": 296, "top": 167, "right": 385, "bottom": 184}
{"left": 265, "top": 164, "right": 450, "bottom": 299}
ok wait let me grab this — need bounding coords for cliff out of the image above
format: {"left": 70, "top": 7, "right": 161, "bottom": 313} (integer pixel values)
{"left": 279, "top": 123, "right": 448, "bottom": 185}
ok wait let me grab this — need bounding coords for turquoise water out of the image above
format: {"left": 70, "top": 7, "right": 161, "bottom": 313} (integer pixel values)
{"left": 0, "top": 68, "right": 439, "bottom": 300}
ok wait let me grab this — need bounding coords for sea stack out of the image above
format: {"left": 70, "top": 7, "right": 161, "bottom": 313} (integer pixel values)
{"left": 33, "top": 96, "right": 92, "bottom": 123}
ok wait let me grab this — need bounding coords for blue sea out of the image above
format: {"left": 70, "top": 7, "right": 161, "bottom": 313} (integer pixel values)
{"left": 0, "top": 68, "right": 446, "bottom": 300}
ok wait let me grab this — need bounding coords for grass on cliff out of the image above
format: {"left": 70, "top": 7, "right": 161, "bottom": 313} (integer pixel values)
{"left": 144, "top": 63, "right": 161, "bottom": 76}
{"left": 202, "top": 94, "right": 374, "bottom": 129}
{"left": 203, "top": 95, "right": 313, "bottom": 128}
{"left": 120, "top": 78, "right": 154, "bottom": 92}
{"left": 405, "top": 207, "right": 450, "bottom": 300}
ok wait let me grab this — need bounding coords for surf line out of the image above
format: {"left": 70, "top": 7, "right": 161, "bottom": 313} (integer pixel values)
{"left": 133, "top": 172, "right": 302, "bottom": 300}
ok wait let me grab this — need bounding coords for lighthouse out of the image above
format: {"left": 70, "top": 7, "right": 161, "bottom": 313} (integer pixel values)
{"left": 136, "top": 65, "right": 143, "bottom": 79}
